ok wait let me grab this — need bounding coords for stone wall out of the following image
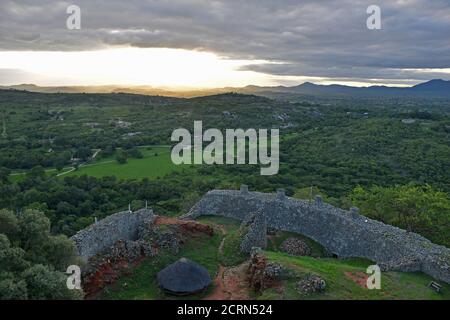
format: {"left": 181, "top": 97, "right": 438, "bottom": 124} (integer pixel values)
{"left": 240, "top": 210, "right": 267, "bottom": 253}
{"left": 71, "top": 208, "right": 155, "bottom": 261}
{"left": 182, "top": 186, "right": 450, "bottom": 284}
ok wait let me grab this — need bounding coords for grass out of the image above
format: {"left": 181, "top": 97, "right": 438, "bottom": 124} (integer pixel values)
{"left": 261, "top": 251, "right": 450, "bottom": 300}
{"left": 197, "top": 215, "right": 242, "bottom": 233}
{"left": 8, "top": 146, "right": 189, "bottom": 182}
{"left": 68, "top": 146, "right": 186, "bottom": 180}
{"left": 8, "top": 146, "right": 196, "bottom": 182}
{"left": 197, "top": 215, "right": 249, "bottom": 267}
{"left": 100, "top": 228, "right": 222, "bottom": 300}
{"left": 98, "top": 215, "right": 450, "bottom": 300}
{"left": 219, "top": 227, "right": 249, "bottom": 267}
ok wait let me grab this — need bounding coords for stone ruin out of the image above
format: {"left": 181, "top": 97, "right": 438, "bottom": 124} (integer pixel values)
{"left": 182, "top": 185, "right": 450, "bottom": 284}
{"left": 240, "top": 210, "right": 267, "bottom": 253}
{"left": 70, "top": 207, "right": 215, "bottom": 296}
{"left": 71, "top": 208, "right": 158, "bottom": 296}
{"left": 71, "top": 208, "right": 155, "bottom": 261}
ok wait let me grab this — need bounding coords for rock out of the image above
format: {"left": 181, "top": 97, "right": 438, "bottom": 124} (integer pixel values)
{"left": 280, "top": 238, "right": 311, "bottom": 256}
{"left": 247, "top": 248, "right": 268, "bottom": 292}
{"left": 240, "top": 211, "right": 267, "bottom": 253}
{"left": 295, "top": 274, "right": 326, "bottom": 295}
{"left": 264, "top": 262, "right": 284, "bottom": 280}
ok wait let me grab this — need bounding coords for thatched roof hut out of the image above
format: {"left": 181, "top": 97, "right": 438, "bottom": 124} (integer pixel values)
{"left": 157, "top": 258, "right": 212, "bottom": 295}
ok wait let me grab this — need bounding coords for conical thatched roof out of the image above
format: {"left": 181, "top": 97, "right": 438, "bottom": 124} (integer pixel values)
{"left": 157, "top": 258, "right": 212, "bottom": 295}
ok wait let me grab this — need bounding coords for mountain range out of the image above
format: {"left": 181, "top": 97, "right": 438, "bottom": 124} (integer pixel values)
{"left": 1, "top": 79, "right": 449, "bottom": 99}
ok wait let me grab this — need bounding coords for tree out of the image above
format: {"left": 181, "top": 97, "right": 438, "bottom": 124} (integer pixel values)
{"left": 0, "top": 209, "right": 83, "bottom": 300}
{"left": 19, "top": 209, "right": 51, "bottom": 252}
{"left": 0, "top": 234, "right": 29, "bottom": 273}
{"left": 26, "top": 166, "right": 45, "bottom": 179}
{"left": 351, "top": 184, "right": 450, "bottom": 246}
{"left": 127, "top": 147, "right": 143, "bottom": 159}
{"left": 0, "top": 209, "right": 19, "bottom": 241}
{"left": 0, "top": 167, "right": 10, "bottom": 183}
{"left": 0, "top": 272, "right": 28, "bottom": 300}
{"left": 116, "top": 151, "right": 128, "bottom": 164}
{"left": 21, "top": 264, "right": 80, "bottom": 300}
{"left": 43, "top": 235, "right": 79, "bottom": 271}
{"left": 74, "top": 147, "right": 92, "bottom": 161}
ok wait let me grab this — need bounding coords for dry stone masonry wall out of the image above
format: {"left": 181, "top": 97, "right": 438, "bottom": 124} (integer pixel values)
{"left": 71, "top": 208, "right": 155, "bottom": 261}
{"left": 240, "top": 210, "right": 268, "bottom": 253}
{"left": 182, "top": 186, "right": 450, "bottom": 284}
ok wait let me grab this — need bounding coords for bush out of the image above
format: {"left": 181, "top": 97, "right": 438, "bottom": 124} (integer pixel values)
{"left": 0, "top": 209, "right": 83, "bottom": 300}
{"left": 116, "top": 151, "right": 128, "bottom": 164}
{"left": 351, "top": 184, "right": 450, "bottom": 247}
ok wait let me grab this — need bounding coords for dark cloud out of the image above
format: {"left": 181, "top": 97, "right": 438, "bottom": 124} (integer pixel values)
{"left": 1, "top": 0, "right": 449, "bottom": 84}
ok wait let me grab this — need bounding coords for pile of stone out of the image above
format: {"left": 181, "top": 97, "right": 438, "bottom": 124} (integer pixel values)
{"left": 280, "top": 238, "right": 311, "bottom": 256}
{"left": 264, "top": 262, "right": 284, "bottom": 280}
{"left": 378, "top": 257, "right": 422, "bottom": 273}
{"left": 295, "top": 274, "right": 326, "bottom": 295}
{"left": 247, "top": 248, "right": 268, "bottom": 292}
{"left": 144, "top": 225, "right": 183, "bottom": 254}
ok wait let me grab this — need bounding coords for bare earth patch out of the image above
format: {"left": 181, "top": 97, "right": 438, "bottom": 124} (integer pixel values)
{"left": 204, "top": 262, "right": 251, "bottom": 300}
{"left": 344, "top": 271, "right": 368, "bottom": 288}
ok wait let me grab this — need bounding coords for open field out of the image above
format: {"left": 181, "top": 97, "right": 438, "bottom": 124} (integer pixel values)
{"left": 9, "top": 146, "right": 193, "bottom": 181}
{"left": 67, "top": 146, "right": 188, "bottom": 180}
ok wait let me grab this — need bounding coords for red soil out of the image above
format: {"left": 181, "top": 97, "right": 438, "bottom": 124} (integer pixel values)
{"left": 344, "top": 271, "right": 369, "bottom": 288}
{"left": 204, "top": 262, "right": 251, "bottom": 300}
{"left": 154, "top": 216, "right": 214, "bottom": 236}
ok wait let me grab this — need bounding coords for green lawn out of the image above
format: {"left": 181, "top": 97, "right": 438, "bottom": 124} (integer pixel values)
{"left": 8, "top": 146, "right": 195, "bottom": 182}
{"left": 68, "top": 146, "right": 190, "bottom": 180}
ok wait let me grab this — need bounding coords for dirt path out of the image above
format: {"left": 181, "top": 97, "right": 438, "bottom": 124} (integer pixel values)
{"left": 205, "top": 262, "right": 250, "bottom": 300}
{"left": 57, "top": 148, "right": 102, "bottom": 177}
{"left": 203, "top": 223, "right": 251, "bottom": 300}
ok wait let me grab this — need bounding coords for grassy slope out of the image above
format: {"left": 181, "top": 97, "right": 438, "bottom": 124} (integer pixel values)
{"left": 100, "top": 229, "right": 222, "bottom": 300}
{"left": 262, "top": 252, "right": 450, "bottom": 300}
{"left": 99, "top": 216, "right": 450, "bottom": 300}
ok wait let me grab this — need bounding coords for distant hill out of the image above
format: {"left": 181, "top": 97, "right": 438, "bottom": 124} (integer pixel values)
{"left": 232, "top": 79, "right": 450, "bottom": 98}
{"left": 1, "top": 79, "right": 450, "bottom": 99}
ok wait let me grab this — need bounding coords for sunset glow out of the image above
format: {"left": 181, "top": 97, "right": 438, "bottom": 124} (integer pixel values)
{"left": 0, "top": 47, "right": 281, "bottom": 88}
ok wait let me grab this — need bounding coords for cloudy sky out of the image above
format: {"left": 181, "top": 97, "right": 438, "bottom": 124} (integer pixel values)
{"left": 0, "top": 0, "right": 449, "bottom": 88}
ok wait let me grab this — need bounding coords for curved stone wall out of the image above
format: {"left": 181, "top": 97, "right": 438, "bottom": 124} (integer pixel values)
{"left": 182, "top": 187, "right": 450, "bottom": 284}
{"left": 71, "top": 208, "right": 155, "bottom": 261}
